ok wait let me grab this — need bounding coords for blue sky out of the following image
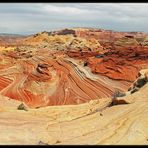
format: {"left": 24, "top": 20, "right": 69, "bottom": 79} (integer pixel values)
{"left": 0, "top": 3, "right": 148, "bottom": 35}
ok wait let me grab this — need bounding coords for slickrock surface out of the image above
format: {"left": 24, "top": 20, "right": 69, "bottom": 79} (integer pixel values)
{"left": 88, "top": 46, "right": 148, "bottom": 82}
{"left": 0, "top": 28, "right": 148, "bottom": 108}
{"left": 0, "top": 28, "right": 148, "bottom": 145}
{"left": 1, "top": 29, "right": 141, "bottom": 108}
{"left": 0, "top": 47, "right": 129, "bottom": 108}
{"left": 0, "top": 69, "right": 147, "bottom": 145}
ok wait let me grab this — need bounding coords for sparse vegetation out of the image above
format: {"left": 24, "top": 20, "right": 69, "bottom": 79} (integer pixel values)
{"left": 129, "top": 77, "right": 147, "bottom": 94}
{"left": 136, "top": 78, "right": 147, "bottom": 88}
{"left": 131, "top": 87, "right": 139, "bottom": 94}
{"left": 112, "top": 90, "right": 126, "bottom": 99}
{"left": 110, "top": 90, "right": 126, "bottom": 107}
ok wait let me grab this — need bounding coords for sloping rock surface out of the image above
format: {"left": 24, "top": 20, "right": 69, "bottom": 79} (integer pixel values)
{"left": 0, "top": 69, "right": 147, "bottom": 145}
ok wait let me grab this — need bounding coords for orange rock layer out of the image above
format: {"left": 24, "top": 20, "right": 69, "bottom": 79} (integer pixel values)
{"left": 87, "top": 46, "right": 148, "bottom": 82}
{"left": 0, "top": 48, "right": 131, "bottom": 108}
{"left": 0, "top": 28, "right": 147, "bottom": 108}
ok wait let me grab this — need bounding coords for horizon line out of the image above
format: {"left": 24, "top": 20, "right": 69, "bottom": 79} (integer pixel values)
{"left": 0, "top": 27, "right": 147, "bottom": 36}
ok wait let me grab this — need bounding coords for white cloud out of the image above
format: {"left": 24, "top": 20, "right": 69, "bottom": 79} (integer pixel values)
{"left": 0, "top": 3, "right": 148, "bottom": 34}
{"left": 42, "top": 4, "right": 88, "bottom": 14}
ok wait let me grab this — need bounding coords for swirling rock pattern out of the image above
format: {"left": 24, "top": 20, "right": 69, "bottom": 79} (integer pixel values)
{"left": 0, "top": 48, "right": 130, "bottom": 108}
{"left": 87, "top": 46, "right": 148, "bottom": 82}
{"left": 0, "top": 72, "right": 147, "bottom": 145}
{"left": 0, "top": 28, "right": 147, "bottom": 108}
{"left": 0, "top": 28, "right": 148, "bottom": 145}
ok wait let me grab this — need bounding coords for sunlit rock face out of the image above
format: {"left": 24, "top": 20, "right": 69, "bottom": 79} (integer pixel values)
{"left": 74, "top": 28, "right": 148, "bottom": 48}
{"left": 0, "top": 28, "right": 148, "bottom": 145}
{"left": 0, "top": 49, "right": 125, "bottom": 108}
{"left": 0, "top": 69, "right": 148, "bottom": 145}
{"left": 0, "top": 28, "right": 147, "bottom": 108}
{"left": 87, "top": 46, "right": 148, "bottom": 82}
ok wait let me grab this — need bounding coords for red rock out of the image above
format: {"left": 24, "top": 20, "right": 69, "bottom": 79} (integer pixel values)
{"left": 0, "top": 28, "right": 147, "bottom": 108}
{"left": 88, "top": 46, "right": 148, "bottom": 82}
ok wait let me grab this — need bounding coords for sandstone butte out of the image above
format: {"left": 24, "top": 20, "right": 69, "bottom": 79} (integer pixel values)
{"left": 0, "top": 28, "right": 147, "bottom": 145}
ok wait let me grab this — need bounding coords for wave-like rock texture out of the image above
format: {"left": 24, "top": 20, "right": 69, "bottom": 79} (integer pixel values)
{"left": 0, "top": 28, "right": 148, "bottom": 145}
{"left": 62, "top": 28, "right": 148, "bottom": 82}
{"left": 0, "top": 47, "right": 131, "bottom": 108}
{"left": 0, "top": 28, "right": 148, "bottom": 108}
{"left": 0, "top": 69, "right": 147, "bottom": 145}
{"left": 88, "top": 46, "right": 148, "bottom": 82}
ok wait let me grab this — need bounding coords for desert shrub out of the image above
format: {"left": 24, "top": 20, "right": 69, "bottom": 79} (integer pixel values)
{"left": 136, "top": 78, "right": 147, "bottom": 88}
{"left": 131, "top": 87, "right": 139, "bottom": 94}
{"left": 112, "top": 90, "right": 126, "bottom": 99}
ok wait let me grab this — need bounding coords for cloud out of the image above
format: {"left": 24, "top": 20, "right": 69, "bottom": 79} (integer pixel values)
{"left": 0, "top": 3, "right": 147, "bottom": 34}
{"left": 42, "top": 4, "right": 88, "bottom": 14}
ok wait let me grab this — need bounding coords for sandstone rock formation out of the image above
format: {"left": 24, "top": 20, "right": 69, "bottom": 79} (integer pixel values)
{"left": 87, "top": 46, "right": 148, "bottom": 82}
{"left": 0, "top": 28, "right": 148, "bottom": 145}
{"left": 0, "top": 69, "right": 147, "bottom": 145}
{"left": 0, "top": 28, "right": 148, "bottom": 108}
{"left": 0, "top": 47, "right": 128, "bottom": 108}
{"left": 22, "top": 32, "right": 103, "bottom": 52}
